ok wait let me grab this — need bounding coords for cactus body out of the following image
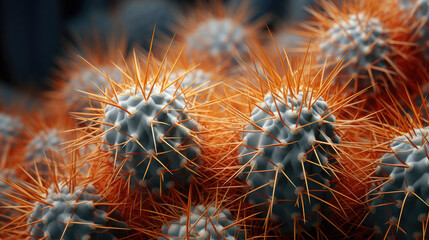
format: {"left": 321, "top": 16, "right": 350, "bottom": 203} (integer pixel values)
{"left": 103, "top": 85, "right": 200, "bottom": 193}
{"left": 370, "top": 127, "right": 429, "bottom": 239}
{"left": 28, "top": 184, "right": 127, "bottom": 240}
{"left": 319, "top": 13, "right": 390, "bottom": 84}
{"left": 0, "top": 113, "right": 22, "bottom": 141}
{"left": 65, "top": 66, "right": 122, "bottom": 111}
{"left": 239, "top": 91, "right": 339, "bottom": 233}
{"left": 25, "top": 129, "right": 63, "bottom": 162}
{"left": 186, "top": 18, "right": 248, "bottom": 58}
{"left": 159, "top": 205, "right": 244, "bottom": 240}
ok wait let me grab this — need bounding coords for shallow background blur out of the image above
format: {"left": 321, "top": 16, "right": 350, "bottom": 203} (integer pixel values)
{"left": 0, "top": 0, "right": 316, "bottom": 105}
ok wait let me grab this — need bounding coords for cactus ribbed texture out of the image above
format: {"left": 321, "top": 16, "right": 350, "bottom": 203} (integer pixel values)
{"left": 25, "top": 129, "right": 63, "bottom": 162}
{"left": 103, "top": 84, "right": 200, "bottom": 193}
{"left": 186, "top": 18, "right": 248, "bottom": 58}
{"left": 319, "top": 13, "right": 390, "bottom": 85}
{"left": 0, "top": 113, "right": 22, "bottom": 141}
{"left": 159, "top": 205, "right": 244, "bottom": 240}
{"left": 28, "top": 184, "right": 127, "bottom": 240}
{"left": 239, "top": 91, "right": 339, "bottom": 233}
{"left": 370, "top": 127, "right": 429, "bottom": 239}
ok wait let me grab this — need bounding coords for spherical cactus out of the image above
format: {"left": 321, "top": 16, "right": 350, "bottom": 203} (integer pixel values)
{"left": 370, "top": 127, "right": 429, "bottom": 239}
{"left": 186, "top": 18, "right": 248, "bottom": 58}
{"left": 173, "top": 1, "right": 261, "bottom": 64}
{"left": 0, "top": 113, "right": 22, "bottom": 141}
{"left": 319, "top": 13, "right": 390, "bottom": 82}
{"left": 47, "top": 33, "right": 127, "bottom": 114}
{"left": 102, "top": 84, "right": 200, "bottom": 193}
{"left": 159, "top": 205, "right": 244, "bottom": 240}
{"left": 25, "top": 129, "right": 63, "bottom": 163}
{"left": 409, "top": 0, "right": 429, "bottom": 58}
{"left": 65, "top": 66, "right": 122, "bottom": 108}
{"left": 0, "top": 169, "right": 16, "bottom": 221}
{"left": 300, "top": 0, "right": 417, "bottom": 93}
{"left": 171, "top": 69, "right": 213, "bottom": 91}
{"left": 238, "top": 90, "right": 339, "bottom": 233}
{"left": 28, "top": 183, "right": 127, "bottom": 240}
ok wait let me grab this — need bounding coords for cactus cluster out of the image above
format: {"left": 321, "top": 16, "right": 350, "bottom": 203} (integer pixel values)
{"left": 102, "top": 84, "right": 200, "bottom": 193}
{"left": 4, "top": 0, "right": 429, "bottom": 239}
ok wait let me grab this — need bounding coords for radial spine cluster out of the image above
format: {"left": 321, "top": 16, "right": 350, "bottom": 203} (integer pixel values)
{"left": 239, "top": 91, "right": 339, "bottom": 233}
{"left": 28, "top": 184, "right": 127, "bottom": 240}
{"left": 186, "top": 18, "right": 248, "bottom": 58}
{"left": 413, "top": 0, "right": 429, "bottom": 58}
{"left": 103, "top": 84, "right": 200, "bottom": 193}
{"left": 159, "top": 205, "right": 244, "bottom": 240}
{"left": 25, "top": 129, "right": 63, "bottom": 162}
{"left": 319, "top": 13, "right": 390, "bottom": 82}
{"left": 370, "top": 127, "right": 429, "bottom": 239}
{"left": 0, "top": 113, "right": 22, "bottom": 141}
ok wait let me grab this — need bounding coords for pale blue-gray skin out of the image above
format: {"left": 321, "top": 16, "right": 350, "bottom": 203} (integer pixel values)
{"left": 0, "top": 113, "right": 22, "bottom": 141}
{"left": 0, "top": 169, "right": 16, "bottom": 221}
{"left": 186, "top": 18, "right": 248, "bottom": 59}
{"left": 25, "top": 129, "right": 63, "bottom": 162}
{"left": 103, "top": 86, "right": 200, "bottom": 194}
{"left": 28, "top": 184, "right": 128, "bottom": 240}
{"left": 369, "top": 127, "right": 429, "bottom": 239}
{"left": 239, "top": 92, "right": 339, "bottom": 233}
{"left": 413, "top": 0, "right": 429, "bottom": 58}
{"left": 65, "top": 66, "right": 122, "bottom": 112}
{"left": 159, "top": 205, "right": 244, "bottom": 240}
{"left": 169, "top": 69, "right": 215, "bottom": 102}
{"left": 319, "top": 13, "right": 391, "bottom": 87}
{"left": 399, "top": 0, "right": 414, "bottom": 10}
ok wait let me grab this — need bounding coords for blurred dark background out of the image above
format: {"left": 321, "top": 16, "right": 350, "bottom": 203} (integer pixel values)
{"left": 0, "top": 0, "right": 315, "bottom": 98}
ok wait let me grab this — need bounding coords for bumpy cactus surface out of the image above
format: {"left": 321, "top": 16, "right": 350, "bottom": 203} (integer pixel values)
{"left": 65, "top": 66, "right": 122, "bottom": 111}
{"left": 186, "top": 18, "right": 248, "bottom": 58}
{"left": 103, "top": 84, "right": 200, "bottom": 193}
{"left": 319, "top": 13, "right": 390, "bottom": 84}
{"left": 412, "top": 0, "right": 429, "bottom": 58}
{"left": 28, "top": 184, "right": 127, "bottom": 240}
{"left": 370, "top": 127, "right": 429, "bottom": 239}
{"left": 159, "top": 205, "right": 244, "bottom": 240}
{"left": 171, "top": 69, "right": 213, "bottom": 90}
{"left": 239, "top": 91, "right": 339, "bottom": 233}
{"left": 25, "top": 129, "right": 63, "bottom": 162}
{"left": 0, "top": 113, "right": 22, "bottom": 141}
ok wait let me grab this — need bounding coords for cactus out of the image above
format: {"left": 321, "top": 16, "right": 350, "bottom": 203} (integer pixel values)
{"left": 171, "top": 69, "right": 213, "bottom": 91}
{"left": 238, "top": 90, "right": 339, "bottom": 233}
{"left": 63, "top": 66, "right": 122, "bottom": 112}
{"left": 300, "top": 0, "right": 417, "bottom": 94}
{"left": 370, "top": 127, "right": 429, "bottom": 239}
{"left": 159, "top": 205, "right": 244, "bottom": 240}
{"left": 28, "top": 183, "right": 127, "bottom": 240}
{"left": 102, "top": 84, "right": 200, "bottom": 194}
{"left": 0, "top": 113, "right": 22, "bottom": 141}
{"left": 0, "top": 169, "right": 16, "bottom": 221}
{"left": 173, "top": 1, "right": 261, "bottom": 65}
{"left": 319, "top": 13, "right": 390, "bottom": 84}
{"left": 186, "top": 18, "right": 248, "bottom": 59}
{"left": 25, "top": 129, "right": 63, "bottom": 163}
{"left": 410, "top": 0, "right": 429, "bottom": 58}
